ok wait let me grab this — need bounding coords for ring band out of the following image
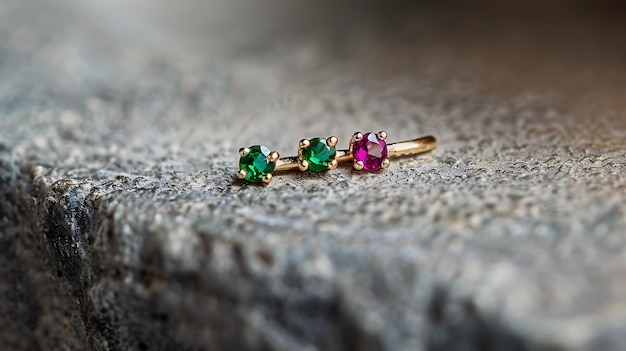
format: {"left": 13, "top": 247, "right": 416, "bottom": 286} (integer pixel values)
{"left": 274, "top": 135, "right": 436, "bottom": 172}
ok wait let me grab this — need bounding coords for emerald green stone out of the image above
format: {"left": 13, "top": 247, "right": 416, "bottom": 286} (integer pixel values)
{"left": 239, "top": 145, "right": 276, "bottom": 183}
{"left": 302, "top": 137, "right": 336, "bottom": 172}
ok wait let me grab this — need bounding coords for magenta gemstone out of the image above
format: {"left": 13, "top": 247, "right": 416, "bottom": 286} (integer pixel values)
{"left": 353, "top": 132, "right": 388, "bottom": 170}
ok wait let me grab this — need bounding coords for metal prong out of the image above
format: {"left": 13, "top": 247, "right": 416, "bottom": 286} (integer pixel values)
{"left": 268, "top": 151, "right": 280, "bottom": 162}
{"left": 239, "top": 148, "right": 250, "bottom": 157}
{"left": 353, "top": 160, "right": 364, "bottom": 171}
{"left": 350, "top": 132, "right": 363, "bottom": 154}
{"left": 327, "top": 136, "right": 338, "bottom": 147}
{"left": 377, "top": 131, "right": 388, "bottom": 141}
{"left": 299, "top": 139, "right": 310, "bottom": 149}
{"left": 299, "top": 160, "right": 309, "bottom": 171}
{"left": 328, "top": 159, "right": 338, "bottom": 170}
{"left": 381, "top": 158, "right": 390, "bottom": 169}
{"left": 262, "top": 173, "right": 273, "bottom": 184}
{"left": 236, "top": 169, "right": 247, "bottom": 179}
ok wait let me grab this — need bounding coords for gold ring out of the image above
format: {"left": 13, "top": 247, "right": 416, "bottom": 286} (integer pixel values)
{"left": 237, "top": 132, "right": 436, "bottom": 184}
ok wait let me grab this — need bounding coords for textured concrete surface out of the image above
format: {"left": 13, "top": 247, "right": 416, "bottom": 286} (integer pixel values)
{"left": 2, "top": 0, "right": 626, "bottom": 350}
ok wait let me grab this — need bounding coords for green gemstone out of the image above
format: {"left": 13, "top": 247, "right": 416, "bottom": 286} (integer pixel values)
{"left": 302, "top": 137, "right": 336, "bottom": 172}
{"left": 239, "top": 145, "right": 276, "bottom": 183}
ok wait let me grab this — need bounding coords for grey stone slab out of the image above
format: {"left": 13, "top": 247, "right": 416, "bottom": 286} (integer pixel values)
{"left": 2, "top": 0, "right": 626, "bottom": 350}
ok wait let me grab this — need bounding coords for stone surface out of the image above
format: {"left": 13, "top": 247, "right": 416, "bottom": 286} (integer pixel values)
{"left": 2, "top": 0, "right": 626, "bottom": 350}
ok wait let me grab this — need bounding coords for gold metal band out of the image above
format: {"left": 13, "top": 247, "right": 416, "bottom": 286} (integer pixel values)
{"left": 274, "top": 135, "right": 436, "bottom": 172}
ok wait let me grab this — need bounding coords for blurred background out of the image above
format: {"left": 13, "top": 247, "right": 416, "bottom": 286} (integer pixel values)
{"left": 4, "top": 0, "right": 626, "bottom": 110}
{"left": 3, "top": 0, "right": 626, "bottom": 159}
{"left": 2, "top": 0, "right": 626, "bottom": 194}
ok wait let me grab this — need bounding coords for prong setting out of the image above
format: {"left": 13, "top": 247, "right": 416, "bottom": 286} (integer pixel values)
{"left": 262, "top": 173, "right": 273, "bottom": 184}
{"left": 298, "top": 139, "right": 307, "bottom": 171}
{"left": 268, "top": 151, "right": 280, "bottom": 162}
{"left": 238, "top": 145, "right": 277, "bottom": 183}
{"left": 328, "top": 159, "right": 338, "bottom": 170}
{"left": 299, "top": 159, "right": 309, "bottom": 171}
{"left": 327, "top": 136, "right": 338, "bottom": 147}
{"left": 349, "top": 132, "right": 363, "bottom": 155}
{"left": 381, "top": 158, "right": 390, "bottom": 169}
{"left": 377, "top": 131, "right": 388, "bottom": 141}
{"left": 351, "top": 132, "right": 389, "bottom": 171}
{"left": 353, "top": 160, "right": 364, "bottom": 171}
{"left": 298, "top": 137, "right": 337, "bottom": 172}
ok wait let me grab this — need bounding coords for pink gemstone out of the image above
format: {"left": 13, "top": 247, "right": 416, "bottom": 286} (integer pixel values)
{"left": 353, "top": 132, "right": 388, "bottom": 170}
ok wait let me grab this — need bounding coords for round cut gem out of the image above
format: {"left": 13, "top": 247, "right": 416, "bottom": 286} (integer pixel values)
{"left": 353, "top": 133, "right": 388, "bottom": 170}
{"left": 302, "top": 137, "right": 336, "bottom": 172}
{"left": 239, "top": 145, "right": 276, "bottom": 183}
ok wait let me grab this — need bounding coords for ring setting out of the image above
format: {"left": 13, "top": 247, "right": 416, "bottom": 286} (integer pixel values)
{"left": 298, "top": 136, "right": 338, "bottom": 172}
{"left": 236, "top": 145, "right": 280, "bottom": 184}
{"left": 350, "top": 131, "right": 389, "bottom": 171}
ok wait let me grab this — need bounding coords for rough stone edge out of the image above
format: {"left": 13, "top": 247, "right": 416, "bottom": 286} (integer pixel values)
{"left": 0, "top": 141, "right": 90, "bottom": 350}
{"left": 0, "top": 149, "right": 580, "bottom": 351}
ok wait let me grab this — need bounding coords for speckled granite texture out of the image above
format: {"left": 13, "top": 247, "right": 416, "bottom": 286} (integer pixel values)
{"left": 2, "top": 0, "right": 626, "bottom": 350}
